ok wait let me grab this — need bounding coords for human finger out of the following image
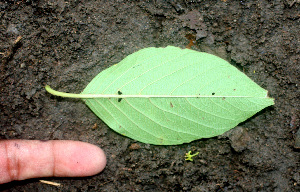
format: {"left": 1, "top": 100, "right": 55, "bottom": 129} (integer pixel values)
{"left": 0, "top": 140, "right": 106, "bottom": 184}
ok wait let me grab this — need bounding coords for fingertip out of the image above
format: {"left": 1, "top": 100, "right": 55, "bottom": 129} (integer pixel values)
{"left": 54, "top": 141, "right": 107, "bottom": 177}
{"left": 77, "top": 142, "right": 107, "bottom": 175}
{"left": 0, "top": 140, "right": 107, "bottom": 184}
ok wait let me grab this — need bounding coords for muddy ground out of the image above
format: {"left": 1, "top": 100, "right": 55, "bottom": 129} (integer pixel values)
{"left": 0, "top": 0, "right": 299, "bottom": 191}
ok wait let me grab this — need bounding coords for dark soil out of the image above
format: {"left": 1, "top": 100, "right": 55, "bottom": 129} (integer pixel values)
{"left": 1, "top": 0, "right": 299, "bottom": 191}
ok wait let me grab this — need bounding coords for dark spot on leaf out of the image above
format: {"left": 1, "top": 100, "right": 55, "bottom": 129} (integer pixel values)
{"left": 159, "top": 137, "right": 164, "bottom": 144}
{"left": 118, "top": 91, "right": 123, "bottom": 102}
{"left": 170, "top": 102, "right": 173, "bottom": 108}
{"left": 132, "top": 64, "right": 140, "bottom": 69}
{"left": 233, "top": 89, "right": 236, "bottom": 91}
{"left": 212, "top": 92, "right": 215, "bottom": 95}
{"left": 222, "top": 97, "right": 225, "bottom": 100}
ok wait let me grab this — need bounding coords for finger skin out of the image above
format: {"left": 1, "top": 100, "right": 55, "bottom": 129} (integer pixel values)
{"left": 0, "top": 140, "right": 106, "bottom": 184}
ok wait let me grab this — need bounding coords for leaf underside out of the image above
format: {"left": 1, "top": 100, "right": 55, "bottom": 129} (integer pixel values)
{"left": 80, "top": 46, "right": 274, "bottom": 145}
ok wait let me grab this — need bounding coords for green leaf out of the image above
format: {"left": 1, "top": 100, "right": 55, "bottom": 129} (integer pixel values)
{"left": 46, "top": 46, "right": 274, "bottom": 145}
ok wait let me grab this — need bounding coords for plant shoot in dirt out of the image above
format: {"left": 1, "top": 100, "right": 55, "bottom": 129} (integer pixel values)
{"left": 185, "top": 151, "right": 199, "bottom": 161}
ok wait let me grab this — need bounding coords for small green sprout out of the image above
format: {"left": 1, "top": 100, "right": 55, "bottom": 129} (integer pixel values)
{"left": 185, "top": 151, "right": 199, "bottom": 161}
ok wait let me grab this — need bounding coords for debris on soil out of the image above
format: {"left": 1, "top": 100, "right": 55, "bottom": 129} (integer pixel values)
{"left": 129, "top": 143, "right": 141, "bottom": 150}
{"left": 180, "top": 10, "right": 207, "bottom": 40}
{"left": 185, "top": 33, "right": 197, "bottom": 49}
{"left": 294, "top": 129, "right": 300, "bottom": 149}
{"left": 1, "top": 36, "right": 22, "bottom": 70}
{"left": 226, "top": 127, "right": 251, "bottom": 152}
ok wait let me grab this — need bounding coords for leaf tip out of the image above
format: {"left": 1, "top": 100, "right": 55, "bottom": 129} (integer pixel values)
{"left": 266, "top": 91, "right": 275, "bottom": 104}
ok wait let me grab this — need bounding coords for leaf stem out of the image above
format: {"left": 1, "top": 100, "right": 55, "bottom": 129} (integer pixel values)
{"left": 45, "top": 85, "right": 89, "bottom": 98}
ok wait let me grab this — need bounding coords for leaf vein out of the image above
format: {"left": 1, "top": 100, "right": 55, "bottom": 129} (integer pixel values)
{"left": 149, "top": 98, "right": 218, "bottom": 133}
{"left": 106, "top": 99, "right": 160, "bottom": 140}
{"left": 125, "top": 98, "right": 188, "bottom": 141}
{"left": 185, "top": 98, "right": 236, "bottom": 122}
{"left": 102, "top": 50, "right": 163, "bottom": 93}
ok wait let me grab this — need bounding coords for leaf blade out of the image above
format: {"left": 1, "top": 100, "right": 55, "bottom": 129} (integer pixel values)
{"left": 77, "top": 46, "right": 274, "bottom": 145}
